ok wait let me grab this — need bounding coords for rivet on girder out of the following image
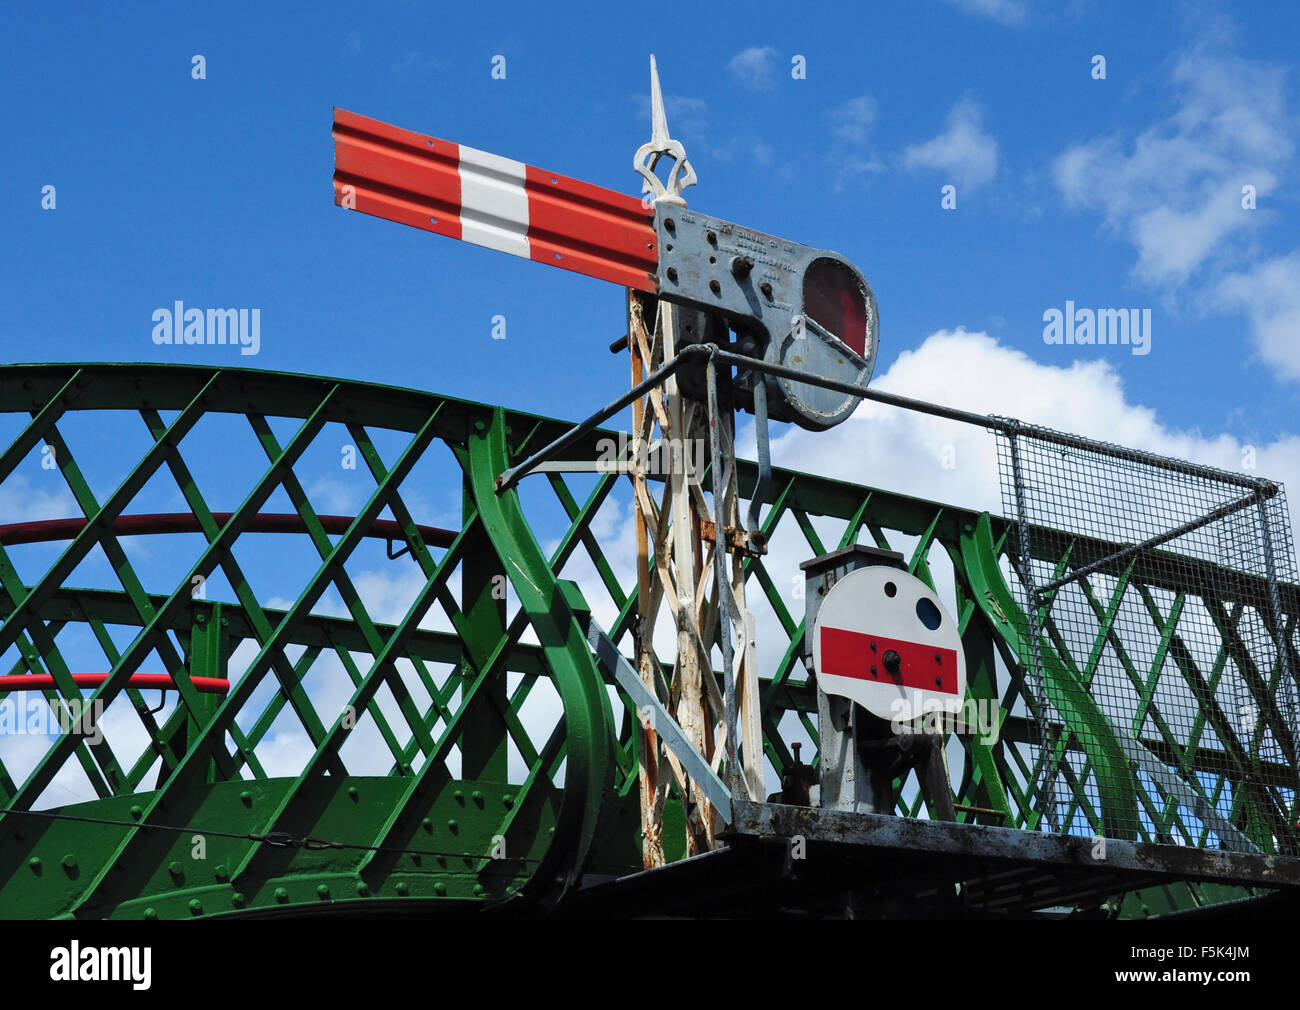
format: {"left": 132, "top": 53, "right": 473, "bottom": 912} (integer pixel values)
{"left": 472, "top": 790, "right": 484, "bottom": 807}
{"left": 447, "top": 819, "right": 459, "bottom": 834}
{"left": 189, "top": 899, "right": 204, "bottom": 915}
{"left": 348, "top": 786, "right": 359, "bottom": 800}
{"left": 434, "top": 882, "right": 447, "bottom": 896}
{"left": 316, "top": 884, "right": 331, "bottom": 900}
{"left": 129, "top": 804, "right": 143, "bottom": 820}
{"left": 61, "top": 854, "right": 77, "bottom": 872}
{"left": 274, "top": 887, "right": 289, "bottom": 903}
{"left": 28, "top": 857, "right": 41, "bottom": 873}
{"left": 214, "top": 865, "right": 229, "bottom": 882}
{"left": 168, "top": 861, "right": 184, "bottom": 878}
{"left": 240, "top": 790, "right": 253, "bottom": 806}
{"left": 396, "top": 882, "right": 409, "bottom": 896}
{"left": 473, "top": 884, "right": 486, "bottom": 897}
{"left": 453, "top": 789, "right": 465, "bottom": 804}
{"left": 503, "top": 794, "right": 514, "bottom": 808}
{"left": 231, "top": 892, "right": 246, "bottom": 908}
{"left": 421, "top": 817, "right": 433, "bottom": 833}
{"left": 143, "top": 908, "right": 157, "bottom": 920}
{"left": 356, "top": 881, "right": 370, "bottom": 896}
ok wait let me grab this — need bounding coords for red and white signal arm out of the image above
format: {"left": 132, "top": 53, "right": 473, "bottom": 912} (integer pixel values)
{"left": 812, "top": 567, "right": 966, "bottom": 722}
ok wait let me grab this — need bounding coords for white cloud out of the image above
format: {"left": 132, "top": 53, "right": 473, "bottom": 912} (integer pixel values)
{"left": 1215, "top": 252, "right": 1300, "bottom": 383}
{"left": 306, "top": 475, "right": 366, "bottom": 515}
{"left": 830, "top": 94, "right": 878, "bottom": 146}
{"left": 632, "top": 92, "right": 708, "bottom": 141}
{"left": 664, "top": 95, "right": 708, "bottom": 137}
{"left": 941, "top": 0, "right": 1029, "bottom": 26}
{"left": 0, "top": 474, "right": 73, "bottom": 525}
{"left": 1051, "top": 46, "right": 1300, "bottom": 383}
{"left": 1052, "top": 50, "right": 1292, "bottom": 288}
{"left": 728, "top": 46, "right": 779, "bottom": 90}
{"left": 828, "top": 95, "right": 884, "bottom": 187}
{"left": 903, "top": 99, "right": 1000, "bottom": 191}
{"left": 746, "top": 329, "right": 1300, "bottom": 543}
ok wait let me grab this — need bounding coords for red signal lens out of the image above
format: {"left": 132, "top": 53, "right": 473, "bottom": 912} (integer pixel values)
{"left": 802, "top": 258, "right": 868, "bottom": 356}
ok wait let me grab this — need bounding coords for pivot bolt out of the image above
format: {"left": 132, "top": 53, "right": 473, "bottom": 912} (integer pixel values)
{"left": 730, "top": 255, "right": 754, "bottom": 279}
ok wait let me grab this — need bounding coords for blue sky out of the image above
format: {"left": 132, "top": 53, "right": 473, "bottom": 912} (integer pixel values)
{"left": 3, "top": 0, "right": 1299, "bottom": 439}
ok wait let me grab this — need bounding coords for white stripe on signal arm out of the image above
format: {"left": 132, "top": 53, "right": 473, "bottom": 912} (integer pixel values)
{"left": 456, "top": 145, "right": 531, "bottom": 259}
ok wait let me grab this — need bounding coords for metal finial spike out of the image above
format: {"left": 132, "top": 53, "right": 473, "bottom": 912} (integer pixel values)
{"left": 649, "top": 54, "right": 670, "bottom": 147}
{"left": 634, "top": 54, "right": 697, "bottom": 207}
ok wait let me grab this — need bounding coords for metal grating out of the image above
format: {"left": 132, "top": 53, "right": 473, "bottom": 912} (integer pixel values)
{"left": 996, "top": 420, "right": 1300, "bottom": 852}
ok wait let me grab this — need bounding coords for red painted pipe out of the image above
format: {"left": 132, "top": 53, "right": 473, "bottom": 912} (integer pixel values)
{"left": 0, "top": 673, "right": 230, "bottom": 694}
{"left": 0, "top": 512, "right": 456, "bottom": 548}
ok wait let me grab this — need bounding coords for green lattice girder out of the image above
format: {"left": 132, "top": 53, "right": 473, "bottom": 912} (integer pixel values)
{"left": 0, "top": 362, "right": 1295, "bottom": 920}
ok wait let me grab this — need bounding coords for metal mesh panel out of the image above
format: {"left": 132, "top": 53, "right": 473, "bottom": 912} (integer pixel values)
{"left": 995, "top": 421, "right": 1300, "bottom": 853}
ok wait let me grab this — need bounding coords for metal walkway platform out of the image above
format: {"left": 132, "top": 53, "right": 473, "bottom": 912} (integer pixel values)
{"left": 567, "top": 802, "right": 1300, "bottom": 918}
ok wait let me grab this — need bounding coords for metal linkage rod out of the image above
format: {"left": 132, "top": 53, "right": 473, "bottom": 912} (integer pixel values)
{"left": 706, "top": 353, "right": 742, "bottom": 797}
{"left": 494, "top": 343, "right": 1275, "bottom": 497}
{"left": 705, "top": 346, "right": 1271, "bottom": 492}
{"left": 746, "top": 376, "right": 772, "bottom": 544}
{"left": 494, "top": 354, "right": 689, "bottom": 493}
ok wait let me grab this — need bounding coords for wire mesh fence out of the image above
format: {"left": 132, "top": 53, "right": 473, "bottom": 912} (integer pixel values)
{"left": 995, "top": 421, "right": 1300, "bottom": 852}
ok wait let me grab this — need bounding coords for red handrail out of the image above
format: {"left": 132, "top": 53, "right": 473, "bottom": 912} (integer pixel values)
{"left": 0, "top": 512, "right": 456, "bottom": 548}
{"left": 0, "top": 673, "right": 230, "bottom": 694}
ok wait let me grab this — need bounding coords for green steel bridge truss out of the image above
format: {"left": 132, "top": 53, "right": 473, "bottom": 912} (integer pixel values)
{"left": 0, "top": 362, "right": 1296, "bottom": 918}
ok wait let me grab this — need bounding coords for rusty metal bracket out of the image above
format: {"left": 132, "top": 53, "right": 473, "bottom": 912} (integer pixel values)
{"left": 699, "top": 518, "right": 766, "bottom": 556}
